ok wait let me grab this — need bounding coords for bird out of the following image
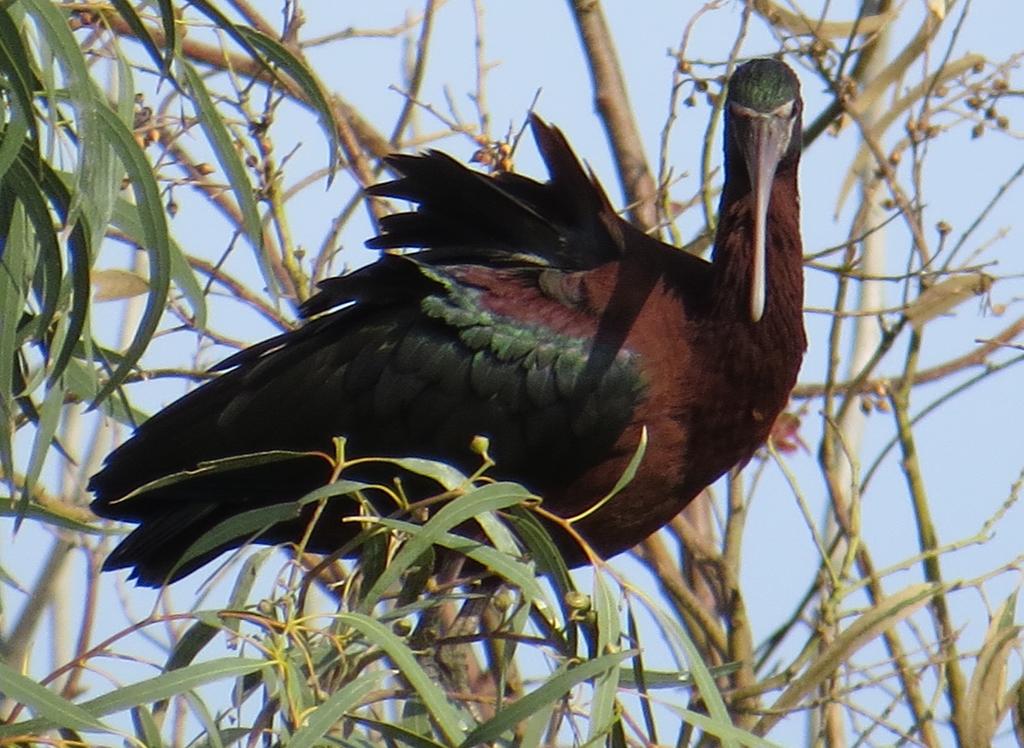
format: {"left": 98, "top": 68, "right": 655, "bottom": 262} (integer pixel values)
{"left": 89, "top": 58, "right": 806, "bottom": 586}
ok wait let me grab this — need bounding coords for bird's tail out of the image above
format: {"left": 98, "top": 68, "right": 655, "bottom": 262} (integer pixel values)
{"left": 364, "top": 114, "right": 624, "bottom": 271}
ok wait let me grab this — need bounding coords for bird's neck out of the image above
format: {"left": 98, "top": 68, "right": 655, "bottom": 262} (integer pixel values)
{"left": 710, "top": 164, "right": 803, "bottom": 335}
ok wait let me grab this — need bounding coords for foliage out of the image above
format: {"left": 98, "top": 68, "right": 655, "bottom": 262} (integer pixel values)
{"left": 1, "top": 1, "right": 1022, "bottom": 746}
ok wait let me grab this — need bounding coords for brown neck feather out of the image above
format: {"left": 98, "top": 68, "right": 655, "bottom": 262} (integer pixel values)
{"left": 711, "top": 160, "right": 804, "bottom": 342}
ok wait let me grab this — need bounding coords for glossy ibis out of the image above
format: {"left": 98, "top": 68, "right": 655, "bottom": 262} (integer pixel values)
{"left": 89, "top": 58, "right": 806, "bottom": 586}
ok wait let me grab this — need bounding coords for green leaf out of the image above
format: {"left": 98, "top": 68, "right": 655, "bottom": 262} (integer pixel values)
{"left": 180, "top": 61, "right": 269, "bottom": 292}
{"left": 166, "top": 477, "right": 370, "bottom": 582}
{"left": 358, "top": 481, "right": 531, "bottom": 611}
{"left": 588, "top": 572, "right": 622, "bottom": 741}
{"left": 232, "top": 25, "right": 339, "bottom": 178}
{"left": 20, "top": 359, "right": 65, "bottom": 514}
{"left": 0, "top": 190, "right": 25, "bottom": 487}
{"left": 155, "top": 0, "right": 177, "bottom": 71}
{"left": 89, "top": 104, "right": 171, "bottom": 406}
{"left": 336, "top": 612, "right": 466, "bottom": 744}
{"left": 626, "top": 602, "right": 657, "bottom": 742}
{"left": 664, "top": 704, "right": 784, "bottom": 748}
{"left": 639, "top": 591, "right": 736, "bottom": 743}
{"left": 0, "top": 660, "right": 112, "bottom": 736}
{"left": 62, "top": 357, "right": 148, "bottom": 426}
{"left": 346, "top": 717, "right": 448, "bottom": 748}
{"left": 0, "top": 658, "right": 269, "bottom": 738}
{"left": 88, "top": 657, "right": 268, "bottom": 716}
{"left": 288, "top": 672, "right": 385, "bottom": 748}
{"left": 376, "top": 455, "right": 469, "bottom": 492}
{"left": 108, "top": 0, "right": 175, "bottom": 79}
{"left": 130, "top": 704, "right": 164, "bottom": 748}
{"left": 168, "top": 502, "right": 304, "bottom": 583}
{"left": 504, "top": 506, "right": 574, "bottom": 643}
{"left": 760, "top": 582, "right": 940, "bottom": 734}
{"left": 115, "top": 450, "right": 326, "bottom": 502}
{"left": 963, "top": 590, "right": 1021, "bottom": 747}
{"left": 376, "top": 518, "right": 547, "bottom": 605}
{"left": 184, "top": 3, "right": 338, "bottom": 177}
{"left": 0, "top": 496, "right": 112, "bottom": 534}
{"left": 460, "top": 650, "right": 634, "bottom": 746}
{"left": 109, "top": 194, "right": 206, "bottom": 327}
{"left": 0, "top": 7, "right": 39, "bottom": 166}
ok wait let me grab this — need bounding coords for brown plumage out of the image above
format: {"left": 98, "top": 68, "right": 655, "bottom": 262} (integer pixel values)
{"left": 89, "top": 59, "right": 805, "bottom": 585}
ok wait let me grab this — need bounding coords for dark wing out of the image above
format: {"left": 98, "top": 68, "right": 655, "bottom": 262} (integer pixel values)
{"left": 360, "top": 115, "right": 620, "bottom": 271}
{"left": 89, "top": 117, "right": 649, "bottom": 586}
{"left": 89, "top": 257, "right": 646, "bottom": 584}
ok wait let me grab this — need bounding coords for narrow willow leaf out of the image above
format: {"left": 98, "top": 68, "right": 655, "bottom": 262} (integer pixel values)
{"left": 0, "top": 660, "right": 112, "bottom": 737}
{"left": 337, "top": 612, "right": 466, "bottom": 743}
{"left": 962, "top": 591, "right": 1021, "bottom": 747}
{"left": 503, "top": 506, "right": 573, "bottom": 654}
{"left": 567, "top": 425, "right": 646, "bottom": 523}
{"left": 109, "top": 194, "right": 206, "bottom": 327}
{"left": 0, "top": 496, "right": 111, "bottom": 534}
{"left": 0, "top": 7, "right": 41, "bottom": 151}
{"left": 182, "top": 692, "right": 223, "bottom": 748}
{"left": 20, "top": 368, "right": 64, "bottom": 520}
{"left": 75, "top": 658, "right": 268, "bottom": 722}
{"left": 762, "top": 582, "right": 940, "bottom": 732}
{"left": 233, "top": 25, "right": 339, "bottom": 177}
{"left": 376, "top": 518, "right": 547, "bottom": 604}
{"left": 168, "top": 503, "right": 305, "bottom": 582}
{"left": 164, "top": 477, "right": 370, "bottom": 580}
{"left": 115, "top": 450, "right": 326, "bottom": 502}
{"left": 155, "top": 0, "right": 176, "bottom": 70}
{"left": 48, "top": 191, "right": 90, "bottom": 390}
{"left": 640, "top": 595, "right": 735, "bottom": 741}
{"left": 588, "top": 572, "right": 622, "bottom": 741}
{"left": 378, "top": 455, "right": 469, "bottom": 492}
{"left": 92, "top": 268, "right": 150, "bottom": 302}
{"left": 163, "top": 619, "right": 222, "bottom": 673}
{"left": 905, "top": 272, "right": 993, "bottom": 330}
{"left": 62, "top": 358, "right": 148, "bottom": 427}
{"left": 665, "top": 704, "right": 783, "bottom": 748}
{"left": 108, "top": 0, "right": 174, "bottom": 79}
{"left": 505, "top": 508, "right": 574, "bottom": 609}
{"left": 3, "top": 153, "right": 78, "bottom": 387}
{"left": 92, "top": 38, "right": 139, "bottom": 259}
{"left": 0, "top": 189, "right": 24, "bottom": 486}
{"left": 19, "top": 0, "right": 103, "bottom": 221}
{"left": 519, "top": 699, "right": 557, "bottom": 748}
{"left": 473, "top": 499, "right": 523, "bottom": 557}
{"left": 130, "top": 704, "right": 164, "bottom": 748}
{"left": 180, "top": 62, "right": 270, "bottom": 291}
{"left": 346, "top": 717, "right": 448, "bottom": 747}
{"left": 89, "top": 104, "right": 171, "bottom": 406}
{"left": 288, "top": 672, "right": 385, "bottom": 748}
{"left": 627, "top": 602, "right": 658, "bottom": 743}
{"left": 752, "top": 0, "right": 892, "bottom": 38}
{"left": 460, "top": 651, "right": 634, "bottom": 746}
{"left": 189, "top": 728, "right": 259, "bottom": 748}
{"left": 0, "top": 150, "right": 92, "bottom": 426}
{"left": 184, "top": 3, "right": 338, "bottom": 175}
{"left": 358, "top": 481, "right": 531, "bottom": 611}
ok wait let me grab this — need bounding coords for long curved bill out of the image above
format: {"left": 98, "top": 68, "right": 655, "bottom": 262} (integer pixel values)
{"left": 739, "top": 109, "right": 792, "bottom": 322}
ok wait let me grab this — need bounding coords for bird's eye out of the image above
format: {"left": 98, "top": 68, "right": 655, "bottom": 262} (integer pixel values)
{"left": 730, "top": 102, "right": 757, "bottom": 118}
{"left": 729, "top": 100, "right": 795, "bottom": 121}
{"left": 771, "top": 100, "right": 795, "bottom": 120}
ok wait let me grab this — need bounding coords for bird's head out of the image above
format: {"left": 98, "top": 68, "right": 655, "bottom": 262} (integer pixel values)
{"left": 725, "top": 58, "right": 802, "bottom": 322}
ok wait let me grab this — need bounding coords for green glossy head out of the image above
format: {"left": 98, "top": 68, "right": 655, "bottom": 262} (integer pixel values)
{"left": 727, "top": 58, "right": 801, "bottom": 114}
{"left": 724, "top": 59, "right": 802, "bottom": 323}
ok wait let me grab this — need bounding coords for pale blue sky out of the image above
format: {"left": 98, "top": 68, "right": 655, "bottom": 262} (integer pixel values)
{"left": 3, "top": 1, "right": 1023, "bottom": 743}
